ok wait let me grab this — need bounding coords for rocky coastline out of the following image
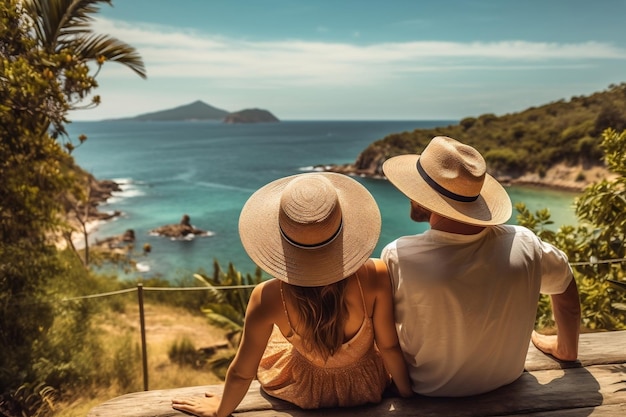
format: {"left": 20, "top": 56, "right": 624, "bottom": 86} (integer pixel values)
{"left": 67, "top": 182, "right": 213, "bottom": 247}
{"left": 319, "top": 161, "right": 614, "bottom": 193}
{"left": 74, "top": 160, "right": 613, "bottom": 250}
{"left": 149, "top": 214, "right": 213, "bottom": 239}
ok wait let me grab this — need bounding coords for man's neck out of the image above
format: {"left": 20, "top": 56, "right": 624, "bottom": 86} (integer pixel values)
{"left": 429, "top": 214, "right": 486, "bottom": 235}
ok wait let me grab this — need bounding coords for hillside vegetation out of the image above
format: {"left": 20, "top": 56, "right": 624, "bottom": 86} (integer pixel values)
{"left": 348, "top": 83, "right": 626, "bottom": 180}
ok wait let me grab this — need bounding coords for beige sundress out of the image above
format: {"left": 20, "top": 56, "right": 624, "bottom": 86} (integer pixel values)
{"left": 257, "top": 275, "right": 390, "bottom": 409}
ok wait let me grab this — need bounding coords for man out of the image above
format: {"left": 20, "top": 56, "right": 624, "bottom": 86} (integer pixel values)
{"left": 381, "top": 136, "right": 581, "bottom": 397}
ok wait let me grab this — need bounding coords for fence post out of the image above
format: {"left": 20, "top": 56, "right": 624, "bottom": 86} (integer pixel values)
{"left": 137, "top": 283, "right": 149, "bottom": 391}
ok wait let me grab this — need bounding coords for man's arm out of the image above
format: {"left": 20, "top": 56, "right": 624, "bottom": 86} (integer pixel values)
{"left": 532, "top": 278, "right": 581, "bottom": 361}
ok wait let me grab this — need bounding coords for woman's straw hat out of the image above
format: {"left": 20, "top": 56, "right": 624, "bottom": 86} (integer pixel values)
{"left": 238, "top": 172, "right": 381, "bottom": 286}
{"left": 382, "top": 136, "right": 512, "bottom": 226}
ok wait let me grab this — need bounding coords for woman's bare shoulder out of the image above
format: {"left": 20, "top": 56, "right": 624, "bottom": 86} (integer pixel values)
{"left": 357, "top": 259, "right": 389, "bottom": 290}
{"left": 248, "top": 279, "right": 282, "bottom": 314}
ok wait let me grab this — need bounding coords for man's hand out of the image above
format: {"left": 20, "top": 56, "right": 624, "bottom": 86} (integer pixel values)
{"left": 531, "top": 330, "right": 577, "bottom": 362}
{"left": 538, "top": 278, "right": 581, "bottom": 362}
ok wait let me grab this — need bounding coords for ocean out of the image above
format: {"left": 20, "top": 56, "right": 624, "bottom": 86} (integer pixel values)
{"left": 67, "top": 120, "right": 579, "bottom": 281}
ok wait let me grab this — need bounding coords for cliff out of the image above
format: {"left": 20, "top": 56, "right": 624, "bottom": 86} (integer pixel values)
{"left": 323, "top": 83, "right": 626, "bottom": 191}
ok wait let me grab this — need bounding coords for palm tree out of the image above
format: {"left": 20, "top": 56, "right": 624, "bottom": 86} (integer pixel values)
{"left": 26, "top": 0, "right": 145, "bottom": 74}
{"left": 194, "top": 261, "right": 264, "bottom": 378}
{"left": 23, "top": 0, "right": 146, "bottom": 137}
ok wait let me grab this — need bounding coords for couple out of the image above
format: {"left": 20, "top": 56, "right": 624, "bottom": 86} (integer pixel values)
{"left": 173, "top": 136, "right": 581, "bottom": 417}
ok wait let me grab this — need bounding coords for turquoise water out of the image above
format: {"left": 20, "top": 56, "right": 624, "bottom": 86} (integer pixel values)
{"left": 67, "top": 120, "right": 578, "bottom": 280}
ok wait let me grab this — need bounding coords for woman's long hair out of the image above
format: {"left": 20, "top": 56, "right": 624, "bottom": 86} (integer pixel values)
{"left": 284, "top": 279, "right": 349, "bottom": 360}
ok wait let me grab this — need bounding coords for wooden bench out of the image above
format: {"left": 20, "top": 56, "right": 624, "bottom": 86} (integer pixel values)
{"left": 88, "top": 331, "right": 626, "bottom": 416}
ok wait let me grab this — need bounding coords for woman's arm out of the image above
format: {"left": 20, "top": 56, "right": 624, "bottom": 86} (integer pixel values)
{"left": 172, "top": 282, "right": 275, "bottom": 417}
{"left": 368, "top": 260, "right": 413, "bottom": 398}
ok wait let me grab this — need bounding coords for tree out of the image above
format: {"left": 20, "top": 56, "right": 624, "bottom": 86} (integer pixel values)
{"left": 516, "top": 128, "right": 626, "bottom": 331}
{"left": 0, "top": 0, "right": 145, "bottom": 412}
{"left": 23, "top": 0, "right": 146, "bottom": 139}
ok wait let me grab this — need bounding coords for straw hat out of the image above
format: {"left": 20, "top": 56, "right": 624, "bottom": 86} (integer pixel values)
{"left": 382, "top": 136, "right": 512, "bottom": 226}
{"left": 238, "top": 172, "right": 381, "bottom": 286}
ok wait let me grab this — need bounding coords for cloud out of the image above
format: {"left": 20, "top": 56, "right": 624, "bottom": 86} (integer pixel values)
{"left": 94, "top": 17, "right": 626, "bottom": 87}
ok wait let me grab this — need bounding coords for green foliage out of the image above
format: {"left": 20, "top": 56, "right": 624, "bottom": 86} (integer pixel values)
{"left": 0, "top": 383, "right": 57, "bottom": 417}
{"left": 168, "top": 337, "right": 200, "bottom": 368}
{"left": 460, "top": 117, "right": 477, "bottom": 130}
{"left": 195, "top": 260, "right": 264, "bottom": 336}
{"left": 484, "top": 147, "right": 527, "bottom": 175}
{"left": 0, "top": 0, "right": 145, "bottom": 413}
{"left": 516, "top": 128, "right": 626, "bottom": 331}
{"left": 357, "top": 83, "right": 626, "bottom": 177}
{"left": 111, "top": 336, "right": 141, "bottom": 391}
{"left": 206, "top": 351, "right": 237, "bottom": 381}
{"left": 192, "top": 261, "right": 264, "bottom": 378}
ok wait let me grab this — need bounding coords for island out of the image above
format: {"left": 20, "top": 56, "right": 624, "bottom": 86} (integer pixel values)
{"left": 108, "top": 101, "right": 280, "bottom": 123}
{"left": 223, "top": 108, "right": 279, "bottom": 124}
{"left": 149, "top": 214, "right": 213, "bottom": 240}
{"left": 129, "top": 100, "right": 229, "bottom": 121}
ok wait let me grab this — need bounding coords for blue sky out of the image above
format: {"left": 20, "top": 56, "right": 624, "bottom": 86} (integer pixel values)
{"left": 70, "top": 0, "right": 626, "bottom": 121}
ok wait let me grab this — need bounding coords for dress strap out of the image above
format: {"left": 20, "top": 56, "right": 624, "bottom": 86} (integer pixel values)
{"left": 279, "top": 281, "right": 295, "bottom": 332}
{"left": 354, "top": 268, "right": 368, "bottom": 318}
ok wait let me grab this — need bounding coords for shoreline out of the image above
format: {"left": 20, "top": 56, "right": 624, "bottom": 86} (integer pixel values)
{"left": 500, "top": 163, "right": 617, "bottom": 192}
{"left": 321, "top": 162, "right": 615, "bottom": 193}
{"left": 63, "top": 163, "right": 613, "bottom": 252}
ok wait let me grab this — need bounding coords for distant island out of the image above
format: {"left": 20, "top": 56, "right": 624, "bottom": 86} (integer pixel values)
{"left": 112, "top": 100, "right": 279, "bottom": 124}
{"left": 224, "top": 108, "right": 279, "bottom": 124}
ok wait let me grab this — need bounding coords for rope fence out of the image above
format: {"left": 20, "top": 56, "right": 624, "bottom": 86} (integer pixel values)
{"left": 60, "top": 283, "right": 258, "bottom": 301}
{"left": 569, "top": 257, "right": 626, "bottom": 266}
{"left": 58, "top": 282, "right": 259, "bottom": 391}
{"left": 13, "top": 256, "right": 626, "bottom": 391}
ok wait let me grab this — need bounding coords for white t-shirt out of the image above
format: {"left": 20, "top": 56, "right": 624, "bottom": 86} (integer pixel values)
{"left": 381, "top": 224, "right": 573, "bottom": 397}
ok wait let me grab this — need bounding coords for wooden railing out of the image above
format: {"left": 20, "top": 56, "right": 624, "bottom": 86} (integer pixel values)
{"left": 88, "top": 330, "right": 626, "bottom": 416}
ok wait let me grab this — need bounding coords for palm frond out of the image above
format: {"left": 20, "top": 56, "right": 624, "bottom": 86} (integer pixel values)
{"left": 74, "top": 34, "right": 147, "bottom": 79}
{"left": 193, "top": 273, "right": 227, "bottom": 304}
{"left": 24, "top": 0, "right": 146, "bottom": 78}
{"left": 26, "top": 0, "right": 111, "bottom": 50}
{"left": 201, "top": 309, "right": 242, "bottom": 333}
{"left": 202, "top": 303, "right": 244, "bottom": 327}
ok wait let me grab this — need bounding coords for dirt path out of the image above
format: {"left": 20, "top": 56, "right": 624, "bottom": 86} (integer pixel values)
{"left": 115, "top": 303, "right": 229, "bottom": 349}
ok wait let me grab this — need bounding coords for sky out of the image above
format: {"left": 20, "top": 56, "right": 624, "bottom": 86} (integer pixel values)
{"left": 69, "top": 0, "right": 626, "bottom": 121}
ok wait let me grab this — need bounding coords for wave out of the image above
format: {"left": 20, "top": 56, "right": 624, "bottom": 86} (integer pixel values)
{"left": 146, "top": 169, "right": 198, "bottom": 186}
{"left": 172, "top": 168, "right": 197, "bottom": 182}
{"left": 106, "top": 179, "right": 146, "bottom": 204}
{"left": 298, "top": 165, "right": 328, "bottom": 172}
{"left": 195, "top": 181, "right": 256, "bottom": 193}
{"left": 111, "top": 177, "right": 134, "bottom": 185}
{"left": 135, "top": 262, "right": 151, "bottom": 273}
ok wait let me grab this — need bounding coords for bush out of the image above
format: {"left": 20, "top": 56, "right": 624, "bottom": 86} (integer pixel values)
{"left": 484, "top": 147, "right": 527, "bottom": 175}
{"left": 109, "top": 338, "right": 141, "bottom": 392}
{"left": 516, "top": 128, "right": 626, "bottom": 331}
{"left": 460, "top": 117, "right": 476, "bottom": 130}
{"left": 168, "top": 338, "right": 200, "bottom": 368}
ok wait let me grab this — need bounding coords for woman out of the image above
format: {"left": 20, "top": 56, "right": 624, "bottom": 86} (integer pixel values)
{"left": 172, "top": 172, "right": 412, "bottom": 417}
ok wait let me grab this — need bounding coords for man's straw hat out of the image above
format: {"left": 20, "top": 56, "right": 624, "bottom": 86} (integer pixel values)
{"left": 238, "top": 173, "right": 381, "bottom": 286}
{"left": 382, "top": 136, "right": 512, "bottom": 226}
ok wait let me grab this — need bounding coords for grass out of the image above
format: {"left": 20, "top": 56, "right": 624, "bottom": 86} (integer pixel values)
{"left": 52, "top": 301, "right": 228, "bottom": 417}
